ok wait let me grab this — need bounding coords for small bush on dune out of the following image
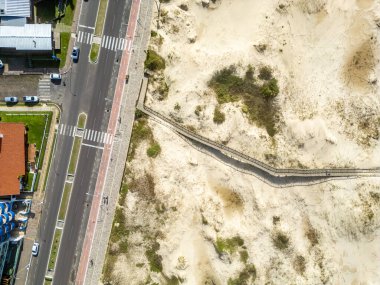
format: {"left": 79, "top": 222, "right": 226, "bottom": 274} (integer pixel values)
{"left": 213, "top": 106, "right": 225, "bottom": 124}
{"left": 145, "top": 49, "right": 165, "bottom": 71}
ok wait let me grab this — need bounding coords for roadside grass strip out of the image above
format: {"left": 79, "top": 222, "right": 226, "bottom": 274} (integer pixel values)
{"left": 58, "top": 183, "right": 72, "bottom": 220}
{"left": 78, "top": 113, "right": 87, "bottom": 129}
{"left": 95, "top": 0, "right": 109, "bottom": 36}
{"left": 48, "top": 228, "right": 62, "bottom": 271}
{"left": 55, "top": 32, "right": 70, "bottom": 68}
{"left": 68, "top": 137, "right": 82, "bottom": 174}
{"left": 90, "top": 43, "right": 100, "bottom": 63}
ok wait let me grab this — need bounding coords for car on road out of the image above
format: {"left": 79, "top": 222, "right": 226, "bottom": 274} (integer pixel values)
{"left": 0, "top": 60, "right": 3, "bottom": 69}
{"left": 4, "top": 97, "right": 18, "bottom": 104}
{"left": 71, "top": 47, "right": 80, "bottom": 62}
{"left": 23, "top": 96, "right": 39, "bottom": 103}
{"left": 50, "top": 73, "right": 62, "bottom": 81}
{"left": 32, "top": 242, "right": 39, "bottom": 256}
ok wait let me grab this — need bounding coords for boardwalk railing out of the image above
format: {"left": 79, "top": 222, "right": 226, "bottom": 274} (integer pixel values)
{"left": 137, "top": 79, "right": 380, "bottom": 178}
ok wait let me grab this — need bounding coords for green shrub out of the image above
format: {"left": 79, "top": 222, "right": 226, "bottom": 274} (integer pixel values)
{"left": 147, "top": 142, "right": 161, "bottom": 158}
{"left": 258, "top": 66, "right": 273, "bottom": 80}
{"left": 272, "top": 231, "right": 290, "bottom": 250}
{"left": 174, "top": 103, "right": 181, "bottom": 111}
{"left": 239, "top": 250, "right": 249, "bottom": 264}
{"left": 260, "top": 78, "right": 279, "bottom": 98}
{"left": 145, "top": 49, "right": 165, "bottom": 71}
{"left": 215, "top": 236, "right": 244, "bottom": 255}
{"left": 194, "top": 105, "right": 202, "bottom": 116}
{"left": 208, "top": 64, "right": 280, "bottom": 136}
{"left": 151, "top": 30, "right": 157, "bottom": 37}
{"left": 213, "top": 106, "right": 225, "bottom": 124}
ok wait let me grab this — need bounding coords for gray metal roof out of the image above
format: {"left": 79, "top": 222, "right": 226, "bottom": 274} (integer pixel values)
{"left": 0, "top": 16, "right": 26, "bottom": 26}
{"left": 0, "top": 0, "right": 31, "bottom": 17}
{"left": 0, "top": 24, "right": 52, "bottom": 51}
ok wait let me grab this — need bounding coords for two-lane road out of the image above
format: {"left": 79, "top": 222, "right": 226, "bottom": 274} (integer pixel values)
{"left": 26, "top": 0, "right": 132, "bottom": 284}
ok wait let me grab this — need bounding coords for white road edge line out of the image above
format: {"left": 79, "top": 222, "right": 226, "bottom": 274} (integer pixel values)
{"left": 82, "top": 143, "right": 104, "bottom": 150}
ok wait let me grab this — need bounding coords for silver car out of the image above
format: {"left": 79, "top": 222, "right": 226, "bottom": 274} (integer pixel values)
{"left": 50, "top": 73, "right": 62, "bottom": 80}
{"left": 71, "top": 47, "right": 80, "bottom": 62}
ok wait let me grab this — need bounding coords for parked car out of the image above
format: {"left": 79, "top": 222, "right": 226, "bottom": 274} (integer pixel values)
{"left": 4, "top": 97, "right": 18, "bottom": 103}
{"left": 0, "top": 60, "right": 3, "bottom": 69}
{"left": 32, "top": 242, "right": 39, "bottom": 256}
{"left": 71, "top": 47, "right": 80, "bottom": 62}
{"left": 23, "top": 96, "right": 39, "bottom": 103}
{"left": 50, "top": 73, "right": 62, "bottom": 80}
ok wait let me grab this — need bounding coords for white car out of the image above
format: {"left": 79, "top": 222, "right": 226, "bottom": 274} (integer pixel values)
{"left": 23, "top": 96, "right": 39, "bottom": 103}
{"left": 50, "top": 73, "right": 62, "bottom": 80}
{"left": 32, "top": 242, "right": 39, "bottom": 256}
{"left": 0, "top": 60, "right": 3, "bottom": 69}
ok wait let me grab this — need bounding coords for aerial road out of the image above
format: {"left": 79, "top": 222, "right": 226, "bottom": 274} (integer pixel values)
{"left": 26, "top": 0, "right": 133, "bottom": 284}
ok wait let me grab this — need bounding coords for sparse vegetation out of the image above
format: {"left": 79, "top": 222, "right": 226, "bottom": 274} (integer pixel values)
{"left": 228, "top": 264, "right": 257, "bottom": 285}
{"left": 213, "top": 106, "right": 225, "bottom": 124}
{"left": 128, "top": 118, "right": 153, "bottom": 161}
{"left": 146, "top": 241, "right": 163, "bottom": 272}
{"left": 151, "top": 30, "right": 158, "bottom": 37}
{"left": 174, "top": 102, "right": 181, "bottom": 111}
{"left": 293, "top": 255, "right": 306, "bottom": 275}
{"left": 145, "top": 49, "right": 166, "bottom": 71}
{"left": 272, "top": 231, "right": 290, "bottom": 250}
{"left": 147, "top": 142, "right": 161, "bottom": 158}
{"left": 194, "top": 105, "right": 203, "bottom": 116}
{"left": 208, "top": 65, "right": 280, "bottom": 136}
{"left": 215, "top": 236, "right": 244, "bottom": 255}
{"left": 305, "top": 223, "right": 319, "bottom": 247}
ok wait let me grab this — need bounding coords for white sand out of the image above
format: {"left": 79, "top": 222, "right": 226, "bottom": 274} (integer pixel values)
{"left": 145, "top": 0, "right": 380, "bottom": 168}
{"left": 109, "top": 120, "right": 380, "bottom": 284}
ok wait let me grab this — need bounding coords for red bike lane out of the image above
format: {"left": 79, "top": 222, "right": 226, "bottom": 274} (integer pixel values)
{"left": 75, "top": 0, "right": 141, "bottom": 283}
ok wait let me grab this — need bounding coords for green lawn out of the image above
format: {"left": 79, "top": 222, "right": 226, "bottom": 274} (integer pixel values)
{"left": 55, "top": 32, "right": 70, "bottom": 68}
{"left": 90, "top": 43, "right": 100, "bottom": 63}
{"left": 48, "top": 229, "right": 62, "bottom": 270}
{"left": 95, "top": 0, "right": 109, "bottom": 36}
{"left": 68, "top": 137, "right": 82, "bottom": 174}
{"left": 77, "top": 113, "right": 87, "bottom": 129}
{"left": 58, "top": 183, "right": 72, "bottom": 220}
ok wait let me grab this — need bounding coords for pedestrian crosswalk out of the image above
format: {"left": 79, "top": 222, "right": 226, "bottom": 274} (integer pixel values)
{"left": 58, "top": 124, "right": 113, "bottom": 145}
{"left": 38, "top": 76, "right": 51, "bottom": 101}
{"left": 101, "top": 35, "right": 132, "bottom": 52}
{"left": 76, "top": 31, "right": 133, "bottom": 53}
{"left": 77, "top": 31, "right": 94, "bottom": 45}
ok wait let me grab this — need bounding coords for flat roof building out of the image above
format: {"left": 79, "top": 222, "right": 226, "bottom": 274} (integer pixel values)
{"left": 0, "top": 24, "right": 52, "bottom": 51}
{"left": 0, "top": 123, "right": 26, "bottom": 196}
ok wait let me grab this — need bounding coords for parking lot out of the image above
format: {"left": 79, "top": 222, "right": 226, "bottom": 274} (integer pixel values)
{"left": 0, "top": 75, "right": 39, "bottom": 97}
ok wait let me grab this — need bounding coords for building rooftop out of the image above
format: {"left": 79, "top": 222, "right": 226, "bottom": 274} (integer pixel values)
{"left": 0, "top": 24, "right": 52, "bottom": 51}
{"left": 0, "top": 0, "right": 31, "bottom": 18}
{"left": 0, "top": 123, "right": 26, "bottom": 196}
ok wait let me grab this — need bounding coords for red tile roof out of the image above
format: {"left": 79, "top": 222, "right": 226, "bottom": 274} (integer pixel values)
{"left": 0, "top": 123, "right": 26, "bottom": 196}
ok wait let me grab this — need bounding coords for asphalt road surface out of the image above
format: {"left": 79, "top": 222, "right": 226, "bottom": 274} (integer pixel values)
{"left": 26, "top": 0, "right": 132, "bottom": 284}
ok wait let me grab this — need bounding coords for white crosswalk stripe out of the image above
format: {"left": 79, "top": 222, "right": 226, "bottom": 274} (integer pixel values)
{"left": 38, "top": 76, "right": 51, "bottom": 101}
{"left": 77, "top": 31, "right": 93, "bottom": 45}
{"left": 100, "top": 35, "right": 131, "bottom": 52}
{"left": 58, "top": 124, "right": 113, "bottom": 145}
